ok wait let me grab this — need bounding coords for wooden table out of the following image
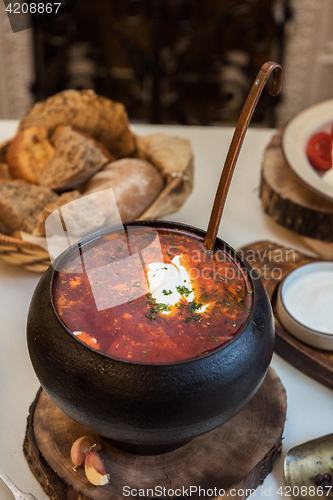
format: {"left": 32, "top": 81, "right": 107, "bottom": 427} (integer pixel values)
{"left": 0, "top": 120, "right": 333, "bottom": 500}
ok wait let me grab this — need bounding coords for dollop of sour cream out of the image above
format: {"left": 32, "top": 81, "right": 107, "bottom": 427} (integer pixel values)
{"left": 146, "top": 255, "right": 209, "bottom": 314}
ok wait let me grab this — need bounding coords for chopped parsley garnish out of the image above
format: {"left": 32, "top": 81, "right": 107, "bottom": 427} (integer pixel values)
{"left": 163, "top": 289, "right": 172, "bottom": 295}
{"left": 187, "top": 299, "right": 203, "bottom": 312}
{"left": 184, "top": 299, "right": 203, "bottom": 323}
{"left": 158, "top": 303, "right": 171, "bottom": 312}
{"left": 176, "top": 285, "right": 192, "bottom": 297}
{"left": 133, "top": 281, "right": 141, "bottom": 287}
{"left": 146, "top": 313, "right": 155, "bottom": 321}
{"left": 146, "top": 293, "right": 170, "bottom": 320}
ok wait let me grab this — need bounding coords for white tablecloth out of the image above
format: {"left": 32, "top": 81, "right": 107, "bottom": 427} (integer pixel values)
{"left": 0, "top": 120, "right": 332, "bottom": 500}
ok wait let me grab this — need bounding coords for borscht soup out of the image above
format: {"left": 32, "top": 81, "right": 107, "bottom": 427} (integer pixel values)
{"left": 53, "top": 226, "right": 253, "bottom": 363}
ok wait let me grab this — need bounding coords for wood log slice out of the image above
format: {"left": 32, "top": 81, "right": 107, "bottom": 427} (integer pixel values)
{"left": 23, "top": 367, "right": 286, "bottom": 500}
{"left": 260, "top": 129, "right": 333, "bottom": 243}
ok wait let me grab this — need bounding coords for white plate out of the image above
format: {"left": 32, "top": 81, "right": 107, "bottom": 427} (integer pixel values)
{"left": 282, "top": 98, "right": 333, "bottom": 202}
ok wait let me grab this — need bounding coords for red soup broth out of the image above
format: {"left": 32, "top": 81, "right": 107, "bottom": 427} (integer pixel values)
{"left": 53, "top": 227, "right": 253, "bottom": 363}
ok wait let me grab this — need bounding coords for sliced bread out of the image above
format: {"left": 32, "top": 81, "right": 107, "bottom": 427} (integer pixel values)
{"left": 0, "top": 180, "right": 58, "bottom": 235}
{"left": 38, "top": 126, "right": 109, "bottom": 191}
{"left": 6, "top": 126, "right": 55, "bottom": 183}
{"left": 18, "top": 89, "right": 136, "bottom": 158}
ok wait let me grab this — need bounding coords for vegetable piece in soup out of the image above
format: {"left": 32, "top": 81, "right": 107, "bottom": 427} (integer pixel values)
{"left": 53, "top": 227, "right": 253, "bottom": 363}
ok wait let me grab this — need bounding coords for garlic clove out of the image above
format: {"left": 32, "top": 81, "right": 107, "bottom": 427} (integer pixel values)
{"left": 84, "top": 449, "right": 109, "bottom": 486}
{"left": 70, "top": 435, "right": 101, "bottom": 468}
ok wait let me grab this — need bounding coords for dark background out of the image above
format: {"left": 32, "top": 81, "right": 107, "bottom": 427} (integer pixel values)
{"left": 29, "top": 0, "right": 290, "bottom": 126}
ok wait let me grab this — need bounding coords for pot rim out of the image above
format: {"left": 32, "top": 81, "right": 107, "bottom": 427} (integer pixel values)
{"left": 49, "top": 220, "right": 258, "bottom": 367}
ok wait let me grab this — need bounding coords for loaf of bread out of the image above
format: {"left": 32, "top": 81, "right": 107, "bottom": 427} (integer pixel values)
{"left": 6, "top": 126, "right": 54, "bottom": 183}
{"left": 0, "top": 180, "right": 58, "bottom": 235}
{"left": 18, "top": 89, "right": 136, "bottom": 159}
{"left": 38, "top": 126, "right": 109, "bottom": 191}
{"left": 83, "top": 158, "right": 164, "bottom": 222}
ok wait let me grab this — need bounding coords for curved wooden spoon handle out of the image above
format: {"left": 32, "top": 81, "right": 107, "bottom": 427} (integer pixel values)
{"left": 204, "top": 61, "right": 283, "bottom": 252}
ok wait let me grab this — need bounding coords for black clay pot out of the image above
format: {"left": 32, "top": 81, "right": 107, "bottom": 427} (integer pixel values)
{"left": 27, "top": 221, "right": 274, "bottom": 453}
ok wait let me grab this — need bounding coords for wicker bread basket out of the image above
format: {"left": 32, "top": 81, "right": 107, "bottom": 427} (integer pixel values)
{"left": 0, "top": 234, "right": 51, "bottom": 272}
{"left": 0, "top": 90, "right": 194, "bottom": 272}
{"left": 0, "top": 132, "right": 194, "bottom": 273}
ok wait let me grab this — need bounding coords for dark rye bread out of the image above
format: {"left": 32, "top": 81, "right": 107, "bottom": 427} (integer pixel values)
{"left": 18, "top": 89, "right": 136, "bottom": 159}
{"left": 38, "top": 126, "right": 109, "bottom": 192}
{"left": 0, "top": 180, "right": 58, "bottom": 235}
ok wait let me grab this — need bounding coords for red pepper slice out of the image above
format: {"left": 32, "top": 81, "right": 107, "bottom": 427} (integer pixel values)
{"left": 306, "top": 131, "right": 332, "bottom": 171}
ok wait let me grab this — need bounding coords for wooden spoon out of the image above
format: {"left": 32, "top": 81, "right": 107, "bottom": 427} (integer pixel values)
{"left": 204, "top": 61, "right": 283, "bottom": 252}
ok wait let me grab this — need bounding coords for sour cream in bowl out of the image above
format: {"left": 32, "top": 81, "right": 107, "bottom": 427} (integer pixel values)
{"left": 276, "top": 261, "right": 333, "bottom": 350}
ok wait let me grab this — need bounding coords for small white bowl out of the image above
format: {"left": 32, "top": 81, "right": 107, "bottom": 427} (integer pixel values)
{"left": 276, "top": 262, "right": 333, "bottom": 350}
